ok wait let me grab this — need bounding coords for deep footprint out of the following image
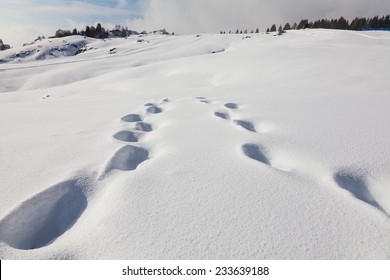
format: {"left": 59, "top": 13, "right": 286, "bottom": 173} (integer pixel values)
{"left": 146, "top": 106, "right": 162, "bottom": 114}
{"left": 0, "top": 180, "right": 87, "bottom": 250}
{"left": 242, "top": 144, "right": 270, "bottom": 166}
{"left": 121, "top": 114, "right": 142, "bottom": 122}
{"left": 334, "top": 170, "right": 386, "bottom": 214}
{"left": 225, "top": 103, "right": 239, "bottom": 109}
{"left": 214, "top": 112, "right": 229, "bottom": 120}
{"left": 135, "top": 122, "right": 153, "bottom": 132}
{"left": 101, "top": 145, "right": 149, "bottom": 176}
{"left": 113, "top": 131, "right": 139, "bottom": 142}
{"left": 234, "top": 120, "right": 256, "bottom": 132}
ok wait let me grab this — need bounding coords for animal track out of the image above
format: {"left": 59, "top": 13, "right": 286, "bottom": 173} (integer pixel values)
{"left": 113, "top": 131, "right": 139, "bottom": 142}
{"left": 242, "top": 144, "right": 271, "bottom": 166}
{"left": 121, "top": 114, "right": 142, "bottom": 122}
{"left": 334, "top": 170, "right": 387, "bottom": 215}
{"left": 214, "top": 112, "right": 230, "bottom": 120}
{"left": 224, "top": 103, "right": 239, "bottom": 109}
{"left": 0, "top": 180, "right": 87, "bottom": 250}
{"left": 233, "top": 120, "right": 256, "bottom": 132}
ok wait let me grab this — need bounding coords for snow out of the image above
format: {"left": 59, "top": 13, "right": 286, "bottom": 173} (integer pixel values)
{"left": 0, "top": 30, "right": 390, "bottom": 259}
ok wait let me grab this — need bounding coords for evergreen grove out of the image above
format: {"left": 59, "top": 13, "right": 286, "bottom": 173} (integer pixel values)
{"left": 219, "top": 15, "right": 390, "bottom": 34}
{"left": 266, "top": 15, "right": 390, "bottom": 33}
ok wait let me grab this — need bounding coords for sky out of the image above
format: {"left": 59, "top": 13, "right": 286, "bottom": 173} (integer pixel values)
{"left": 1, "top": 0, "right": 390, "bottom": 47}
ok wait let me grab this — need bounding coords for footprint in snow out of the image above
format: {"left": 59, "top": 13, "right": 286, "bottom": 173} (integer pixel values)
{"left": 233, "top": 120, "right": 257, "bottom": 132}
{"left": 121, "top": 114, "right": 142, "bottom": 123}
{"left": 146, "top": 106, "right": 163, "bottom": 114}
{"left": 334, "top": 170, "right": 387, "bottom": 216}
{"left": 99, "top": 145, "right": 149, "bottom": 179}
{"left": 242, "top": 144, "right": 271, "bottom": 166}
{"left": 113, "top": 131, "right": 139, "bottom": 142}
{"left": 0, "top": 180, "right": 88, "bottom": 250}
{"left": 195, "top": 97, "right": 209, "bottom": 104}
{"left": 135, "top": 122, "right": 153, "bottom": 132}
{"left": 214, "top": 112, "right": 230, "bottom": 120}
{"left": 224, "top": 103, "right": 239, "bottom": 110}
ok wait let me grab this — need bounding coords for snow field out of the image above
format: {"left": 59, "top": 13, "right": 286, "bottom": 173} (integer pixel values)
{"left": 1, "top": 30, "right": 390, "bottom": 259}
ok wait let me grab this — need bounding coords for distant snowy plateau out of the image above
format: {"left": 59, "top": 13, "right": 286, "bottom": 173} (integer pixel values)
{"left": 0, "top": 30, "right": 390, "bottom": 259}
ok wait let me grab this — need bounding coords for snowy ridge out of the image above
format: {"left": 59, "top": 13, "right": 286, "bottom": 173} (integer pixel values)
{"left": 0, "top": 30, "right": 390, "bottom": 259}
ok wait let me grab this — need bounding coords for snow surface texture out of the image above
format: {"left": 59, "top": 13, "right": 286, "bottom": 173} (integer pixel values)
{"left": 0, "top": 30, "right": 390, "bottom": 259}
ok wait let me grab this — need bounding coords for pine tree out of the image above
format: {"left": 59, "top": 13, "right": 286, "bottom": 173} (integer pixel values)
{"left": 283, "top": 23, "right": 291, "bottom": 31}
{"left": 255, "top": 28, "right": 259, "bottom": 33}
{"left": 292, "top": 22, "right": 298, "bottom": 30}
{"left": 85, "top": 26, "right": 91, "bottom": 37}
{"left": 297, "top": 20, "right": 309, "bottom": 29}
{"left": 270, "top": 24, "right": 277, "bottom": 32}
{"left": 278, "top": 25, "right": 284, "bottom": 35}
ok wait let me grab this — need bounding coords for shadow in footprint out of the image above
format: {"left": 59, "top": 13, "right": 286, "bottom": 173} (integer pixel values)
{"left": 101, "top": 145, "right": 149, "bottom": 176}
{"left": 114, "top": 131, "right": 139, "bottom": 142}
{"left": 199, "top": 100, "right": 209, "bottom": 104}
{"left": 144, "top": 103, "right": 154, "bottom": 107}
{"left": 214, "top": 112, "right": 229, "bottom": 120}
{"left": 146, "top": 106, "right": 162, "bottom": 114}
{"left": 0, "top": 180, "right": 87, "bottom": 250}
{"left": 121, "top": 114, "right": 142, "bottom": 123}
{"left": 242, "top": 144, "right": 270, "bottom": 166}
{"left": 234, "top": 120, "right": 256, "bottom": 132}
{"left": 225, "top": 103, "right": 238, "bottom": 109}
{"left": 135, "top": 122, "right": 153, "bottom": 132}
{"left": 334, "top": 171, "right": 386, "bottom": 215}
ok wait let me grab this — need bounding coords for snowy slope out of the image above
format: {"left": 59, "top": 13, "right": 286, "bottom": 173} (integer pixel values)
{"left": 0, "top": 30, "right": 390, "bottom": 259}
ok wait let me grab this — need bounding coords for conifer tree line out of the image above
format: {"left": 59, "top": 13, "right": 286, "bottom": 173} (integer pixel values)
{"left": 52, "top": 23, "right": 139, "bottom": 39}
{"left": 266, "top": 15, "right": 390, "bottom": 32}
{"left": 52, "top": 23, "right": 173, "bottom": 39}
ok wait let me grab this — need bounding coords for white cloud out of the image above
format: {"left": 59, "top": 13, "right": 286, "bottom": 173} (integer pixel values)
{"left": 31, "top": 1, "right": 135, "bottom": 17}
{"left": 128, "top": 0, "right": 390, "bottom": 34}
{"left": 117, "top": 0, "right": 128, "bottom": 8}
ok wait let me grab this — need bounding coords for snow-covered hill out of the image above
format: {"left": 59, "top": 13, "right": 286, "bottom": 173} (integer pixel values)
{"left": 0, "top": 30, "right": 390, "bottom": 259}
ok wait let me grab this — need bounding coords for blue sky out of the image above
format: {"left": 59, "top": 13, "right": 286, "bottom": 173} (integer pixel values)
{"left": 1, "top": 0, "right": 390, "bottom": 47}
{"left": 0, "top": 0, "right": 145, "bottom": 46}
